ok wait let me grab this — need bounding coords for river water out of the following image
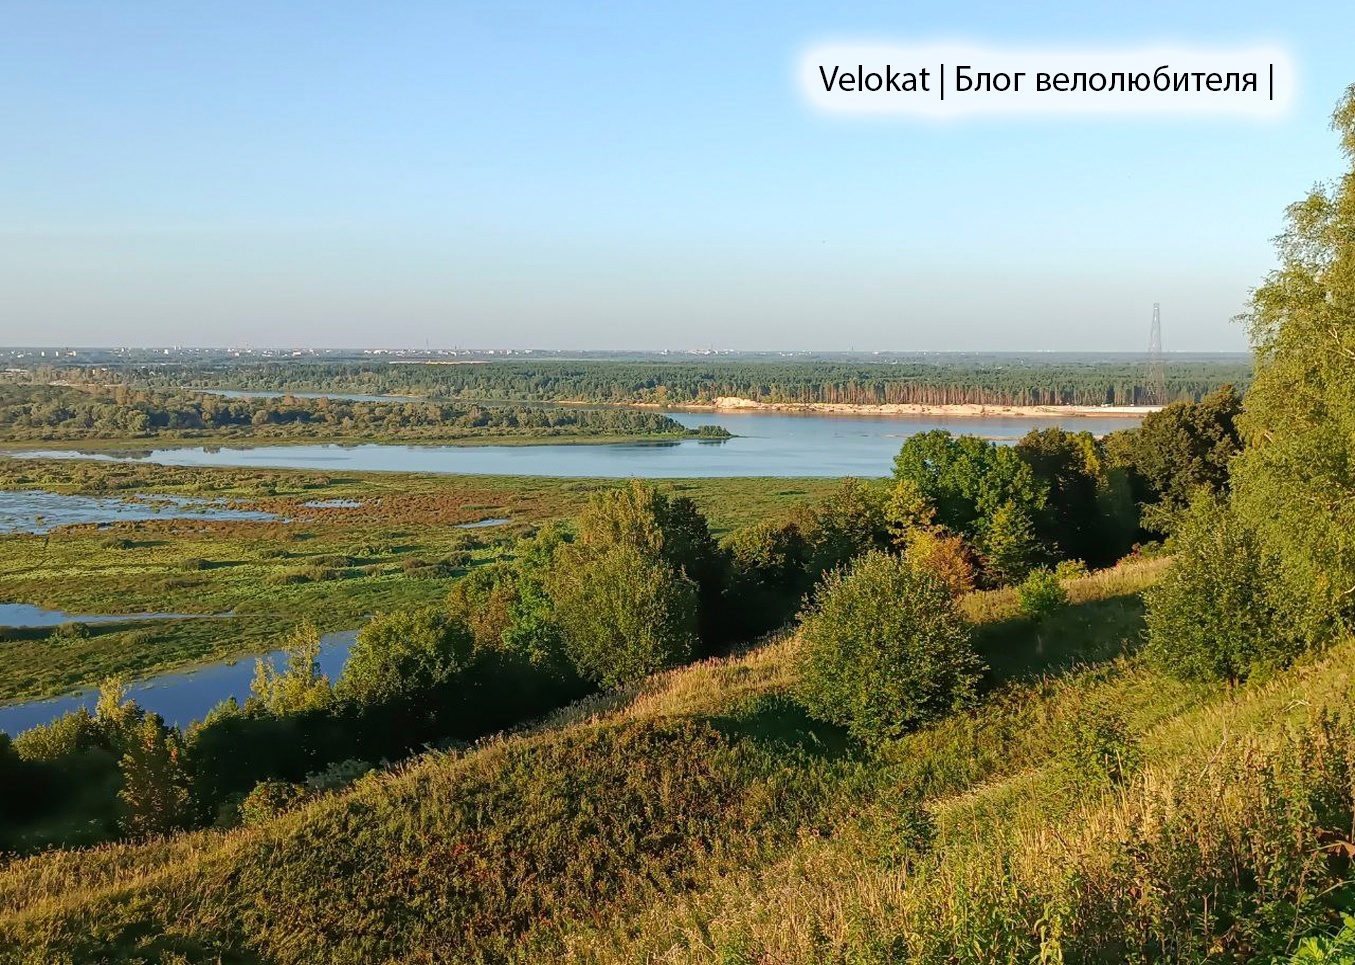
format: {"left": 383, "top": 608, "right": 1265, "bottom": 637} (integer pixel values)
{"left": 0, "top": 626, "right": 357, "bottom": 735}
{"left": 0, "top": 410, "right": 1142, "bottom": 479}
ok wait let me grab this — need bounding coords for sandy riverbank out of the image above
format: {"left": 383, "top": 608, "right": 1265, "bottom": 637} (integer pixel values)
{"left": 637, "top": 397, "right": 1162, "bottom": 419}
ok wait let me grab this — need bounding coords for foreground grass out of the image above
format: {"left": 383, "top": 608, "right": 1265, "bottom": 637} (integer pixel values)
{"left": 0, "top": 460, "right": 836, "bottom": 703}
{"left": 17, "top": 557, "right": 1332, "bottom": 964}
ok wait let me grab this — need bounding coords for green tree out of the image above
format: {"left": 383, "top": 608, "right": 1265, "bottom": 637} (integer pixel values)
{"left": 1017, "top": 427, "right": 1136, "bottom": 564}
{"left": 339, "top": 608, "right": 474, "bottom": 704}
{"left": 1104, "top": 385, "right": 1244, "bottom": 535}
{"left": 573, "top": 481, "right": 727, "bottom": 646}
{"left": 249, "top": 622, "right": 333, "bottom": 715}
{"left": 978, "top": 500, "right": 1042, "bottom": 586}
{"left": 795, "top": 552, "right": 984, "bottom": 744}
{"left": 721, "top": 520, "right": 811, "bottom": 638}
{"left": 1226, "top": 88, "right": 1355, "bottom": 647}
{"left": 547, "top": 543, "right": 699, "bottom": 687}
{"left": 793, "top": 478, "right": 891, "bottom": 578}
{"left": 118, "top": 713, "right": 194, "bottom": 837}
{"left": 1143, "top": 497, "right": 1290, "bottom": 682}
{"left": 892, "top": 430, "right": 1047, "bottom": 542}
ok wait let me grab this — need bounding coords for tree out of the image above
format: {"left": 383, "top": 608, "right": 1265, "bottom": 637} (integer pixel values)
{"left": 547, "top": 543, "right": 698, "bottom": 687}
{"left": 901, "top": 526, "right": 978, "bottom": 598}
{"left": 1017, "top": 427, "right": 1136, "bottom": 564}
{"left": 573, "top": 481, "right": 727, "bottom": 647}
{"left": 118, "top": 713, "right": 194, "bottom": 837}
{"left": 1104, "top": 386, "right": 1244, "bottom": 535}
{"left": 340, "top": 608, "right": 474, "bottom": 705}
{"left": 721, "top": 520, "right": 811, "bottom": 638}
{"left": 794, "top": 552, "right": 984, "bottom": 744}
{"left": 1143, "top": 497, "right": 1291, "bottom": 682}
{"left": 1225, "top": 87, "right": 1355, "bottom": 647}
{"left": 793, "top": 478, "right": 891, "bottom": 578}
{"left": 249, "top": 622, "right": 333, "bottom": 715}
{"left": 978, "top": 500, "right": 1042, "bottom": 586}
{"left": 892, "top": 430, "right": 1047, "bottom": 542}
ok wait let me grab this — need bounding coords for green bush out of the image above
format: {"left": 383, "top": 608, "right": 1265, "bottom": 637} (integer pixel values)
{"left": 547, "top": 544, "right": 698, "bottom": 687}
{"left": 339, "top": 608, "right": 474, "bottom": 704}
{"left": 1017, "top": 567, "right": 1069, "bottom": 619}
{"left": 1144, "top": 497, "right": 1293, "bottom": 682}
{"left": 49, "top": 621, "right": 90, "bottom": 642}
{"left": 794, "top": 552, "right": 984, "bottom": 744}
{"left": 238, "top": 779, "right": 310, "bottom": 826}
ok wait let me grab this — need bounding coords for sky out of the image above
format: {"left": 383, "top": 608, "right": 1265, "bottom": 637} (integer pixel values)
{"left": 1, "top": 0, "right": 1353, "bottom": 352}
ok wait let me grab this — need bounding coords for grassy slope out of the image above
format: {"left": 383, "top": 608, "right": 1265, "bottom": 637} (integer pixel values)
{"left": 5, "top": 556, "right": 1349, "bottom": 962}
{"left": 0, "top": 460, "right": 836, "bottom": 703}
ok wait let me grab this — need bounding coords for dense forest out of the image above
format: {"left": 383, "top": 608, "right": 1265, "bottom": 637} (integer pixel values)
{"left": 56, "top": 356, "right": 1252, "bottom": 407}
{"left": 0, "top": 384, "right": 728, "bottom": 443}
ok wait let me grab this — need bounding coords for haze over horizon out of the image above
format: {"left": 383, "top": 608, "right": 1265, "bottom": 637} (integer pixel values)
{"left": 3, "top": 0, "right": 1353, "bottom": 352}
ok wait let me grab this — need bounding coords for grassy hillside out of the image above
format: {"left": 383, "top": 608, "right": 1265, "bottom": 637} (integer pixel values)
{"left": 7, "top": 557, "right": 1349, "bottom": 964}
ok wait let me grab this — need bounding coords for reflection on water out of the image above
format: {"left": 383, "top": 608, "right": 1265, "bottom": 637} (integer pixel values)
{"left": 0, "top": 489, "right": 281, "bottom": 534}
{"left": 0, "top": 627, "right": 357, "bottom": 735}
{"left": 0, "top": 410, "right": 1144, "bottom": 479}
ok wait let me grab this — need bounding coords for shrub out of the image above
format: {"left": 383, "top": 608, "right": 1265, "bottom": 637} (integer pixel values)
{"left": 1054, "top": 558, "right": 1089, "bottom": 581}
{"left": 339, "top": 608, "right": 474, "bottom": 704}
{"left": 1017, "top": 567, "right": 1069, "bottom": 619}
{"left": 1059, "top": 694, "right": 1141, "bottom": 791}
{"left": 49, "top": 621, "right": 90, "bottom": 642}
{"left": 547, "top": 544, "right": 699, "bottom": 688}
{"left": 1144, "top": 497, "right": 1293, "bottom": 682}
{"left": 794, "top": 552, "right": 984, "bottom": 744}
{"left": 237, "top": 779, "right": 310, "bottom": 826}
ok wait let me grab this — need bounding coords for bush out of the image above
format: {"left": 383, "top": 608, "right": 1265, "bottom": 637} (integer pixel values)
{"left": 49, "top": 621, "right": 90, "bottom": 642}
{"left": 1059, "top": 694, "right": 1141, "bottom": 791}
{"left": 547, "top": 543, "right": 699, "bottom": 688}
{"left": 1017, "top": 567, "right": 1069, "bottom": 619}
{"left": 238, "top": 779, "right": 310, "bottom": 826}
{"left": 339, "top": 608, "right": 474, "bottom": 704}
{"left": 1144, "top": 497, "right": 1293, "bottom": 682}
{"left": 794, "top": 552, "right": 985, "bottom": 744}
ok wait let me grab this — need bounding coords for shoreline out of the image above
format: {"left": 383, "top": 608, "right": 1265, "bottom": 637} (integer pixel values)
{"left": 630, "top": 397, "right": 1162, "bottom": 419}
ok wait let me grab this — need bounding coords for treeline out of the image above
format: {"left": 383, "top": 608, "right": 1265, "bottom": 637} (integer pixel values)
{"left": 0, "top": 386, "right": 1241, "bottom": 850}
{"left": 0, "top": 384, "right": 727, "bottom": 442}
{"left": 88, "top": 357, "right": 1251, "bottom": 407}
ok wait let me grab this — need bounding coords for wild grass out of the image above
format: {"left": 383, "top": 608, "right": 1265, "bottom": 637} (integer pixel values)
{"left": 4, "top": 555, "right": 1346, "bottom": 963}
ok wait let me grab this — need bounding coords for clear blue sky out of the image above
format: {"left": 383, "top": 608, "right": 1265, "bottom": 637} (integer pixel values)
{"left": 2, "top": 0, "right": 1352, "bottom": 351}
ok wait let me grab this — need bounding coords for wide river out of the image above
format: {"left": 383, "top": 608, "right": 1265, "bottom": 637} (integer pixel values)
{"left": 2, "top": 410, "right": 1143, "bottom": 478}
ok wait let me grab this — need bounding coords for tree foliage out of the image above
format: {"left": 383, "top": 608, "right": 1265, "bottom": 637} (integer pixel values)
{"left": 795, "top": 552, "right": 984, "bottom": 744}
{"left": 1144, "top": 498, "right": 1291, "bottom": 682}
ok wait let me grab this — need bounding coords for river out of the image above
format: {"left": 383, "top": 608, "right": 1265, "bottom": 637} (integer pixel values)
{"left": 0, "top": 410, "right": 1142, "bottom": 479}
{"left": 0, "top": 625, "right": 357, "bottom": 735}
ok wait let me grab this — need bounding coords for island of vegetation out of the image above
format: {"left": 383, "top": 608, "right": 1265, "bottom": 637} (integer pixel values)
{"left": 0, "top": 383, "right": 731, "bottom": 447}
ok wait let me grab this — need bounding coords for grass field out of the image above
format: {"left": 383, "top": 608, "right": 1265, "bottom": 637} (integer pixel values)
{"left": 0, "top": 458, "right": 839, "bottom": 703}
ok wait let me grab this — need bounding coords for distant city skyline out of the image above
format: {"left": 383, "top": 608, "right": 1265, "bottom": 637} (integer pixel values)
{"left": 3, "top": 1, "right": 1353, "bottom": 351}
